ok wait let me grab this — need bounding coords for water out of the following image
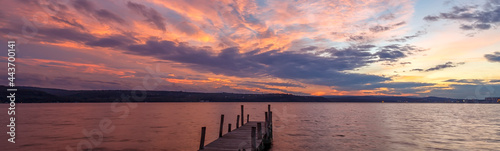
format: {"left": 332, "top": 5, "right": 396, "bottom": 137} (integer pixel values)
{"left": 1, "top": 103, "right": 499, "bottom": 151}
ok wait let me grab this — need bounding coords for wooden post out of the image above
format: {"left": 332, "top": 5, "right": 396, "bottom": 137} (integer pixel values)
{"left": 241, "top": 105, "right": 244, "bottom": 125}
{"left": 269, "top": 111, "right": 273, "bottom": 139}
{"left": 257, "top": 122, "right": 262, "bottom": 139}
{"left": 251, "top": 127, "right": 256, "bottom": 150}
{"left": 247, "top": 114, "right": 249, "bottom": 123}
{"left": 228, "top": 123, "right": 231, "bottom": 132}
{"left": 265, "top": 112, "right": 268, "bottom": 124}
{"left": 199, "top": 127, "right": 206, "bottom": 150}
{"left": 219, "top": 114, "right": 224, "bottom": 138}
{"left": 268, "top": 104, "right": 271, "bottom": 115}
{"left": 236, "top": 115, "right": 240, "bottom": 128}
{"left": 269, "top": 111, "right": 272, "bottom": 126}
{"left": 265, "top": 112, "right": 268, "bottom": 137}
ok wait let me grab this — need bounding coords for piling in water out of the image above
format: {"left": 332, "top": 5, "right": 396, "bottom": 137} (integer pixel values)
{"left": 219, "top": 114, "right": 224, "bottom": 138}
{"left": 241, "top": 105, "right": 244, "bottom": 125}
{"left": 251, "top": 126, "right": 256, "bottom": 150}
{"left": 257, "top": 122, "right": 262, "bottom": 139}
{"left": 236, "top": 115, "right": 240, "bottom": 128}
{"left": 199, "top": 127, "right": 206, "bottom": 150}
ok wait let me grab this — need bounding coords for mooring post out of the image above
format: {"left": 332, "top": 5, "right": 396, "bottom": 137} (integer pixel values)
{"left": 228, "top": 123, "right": 232, "bottom": 132}
{"left": 247, "top": 114, "right": 249, "bottom": 123}
{"left": 236, "top": 115, "right": 240, "bottom": 128}
{"left": 199, "top": 127, "right": 206, "bottom": 150}
{"left": 257, "top": 122, "right": 262, "bottom": 139}
{"left": 268, "top": 104, "right": 271, "bottom": 115}
{"left": 251, "top": 126, "right": 256, "bottom": 150}
{"left": 241, "top": 105, "right": 244, "bottom": 125}
{"left": 265, "top": 112, "right": 268, "bottom": 137}
{"left": 269, "top": 111, "right": 273, "bottom": 139}
{"left": 219, "top": 114, "right": 224, "bottom": 137}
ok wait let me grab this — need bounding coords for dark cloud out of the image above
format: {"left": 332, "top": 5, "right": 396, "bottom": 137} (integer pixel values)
{"left": 415, "top": 62, "right": 466, "bottom": 72}
{"left": 374, "top": 44, "right": 425, "bottom": 62}
{"left": 485, "top": 51, "right": 500, "bottom": 62}
{"left": 423, "top": 1, "right": 500, "bottom": 31}
{"left": 388, "top": 30, "right": 427, "bottom": 42}
{"left": 7, "top": 73, "right": 128, "bottom": 90}
{"left": 490, "top": 79, "right": 500, "bottom": 82}
{"left": 423, "top": 15, "right": 439, "bottom": 21}
{"left": 51, "top": 16, "right": 85, "bottom": 30}
{"left": 72, "top": 0, "right": 94, "bottom": 12}
{"left": 125, "top": 40, "right": 394, "bottom": 87}
{"left": 95, "top": 9, "right": 126, "bottom": 24}
{"left": 37, "top": 28, "right": 96, "bottom": 43}
{"left": 410, "top": 69, "right": 424, "bottom": 72}
{"left": 1, "top": 22, "right": 138, "bottom": 49}
{"left": 72, "top": 0, "right": 126, "bottom": 24}
{"left": 444, "top": 79, "right": 484, "bottom": 84}
{"left": 300, "top": 46, "right": 318, "bottom": 51}
{"left": 127, "top": 1, "right": 167, "bottom": 31}
{"left": 400, "top": 62, "right": 411, "bottom": 65}
{"left": 85, "top": 35, "right": 135, "bottom": 48}
{"left": 123, "top": 39, "right": 429, "bottom": 89}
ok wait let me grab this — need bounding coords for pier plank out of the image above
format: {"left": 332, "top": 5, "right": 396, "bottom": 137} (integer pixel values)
{"left": 201, "top": 121, "right": 266, "bottom": 151}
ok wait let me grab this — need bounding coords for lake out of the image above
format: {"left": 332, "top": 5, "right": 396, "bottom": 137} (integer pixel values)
{"left": 1, "top": 103, "right": 499, "bottom": 150}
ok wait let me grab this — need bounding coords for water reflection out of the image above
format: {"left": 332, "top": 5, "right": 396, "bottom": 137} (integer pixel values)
{"left": 1, "top": 103, "right": 499, "bottom": 150}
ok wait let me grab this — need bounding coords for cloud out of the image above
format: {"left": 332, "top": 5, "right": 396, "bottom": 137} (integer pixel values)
{"left": 51, "top": 16, "right": 86, "bottom": 30}
{"left": 95, "top": 9, "right": 126, "bottom": 24}
{"left": 410, "top": 68, "right": 424, "bottom": 72}
{"left": 127, "top": 1, "right": 167, "bottom": 31}
{"left": 36, "top": 28, "right": 96, "bottom": 43}
{"left": 388, "top": 30, "right": 427, "bottom": 42}
{"left": 0, "top": 0, "right": 439, "bottom": 96}
{"left": 125, "top": 39, "right": 396, "bottom": 88}
{"left": 247, "top": 81, "right": 305, "bottom": 88}
{"left": 422, "top": 62, "right": 465, "bottom": 72}
{"left": 423, "top": 1, "right": 500, "bottom": 31}
{"left": 369, "top": 21, "right": 406, "bottom": 33}
{"left": 85, "top": 35, "right": 136, "bottom": 48}
{"left": 72, "top": 0, "right": 126, "bottom": 24}
{"left": 444, "top": 79, "right": 484, "bottom": 84}
{"left": 427, "top": 84, "right": 500, "bottom": 99}
{"left": 300, "top": 46, "right": 318, "bottom": 51}
{"left": 237, "top": 82, "right": 307, "bottom": 95}
{"left": 374, "top": 44, "right": 426, "bottom": 62}
{"left": 343, "top": 82, "right": 435, "bottom": 91}
{"left": 485, "top": 51, "right": 500, "bottom": 62}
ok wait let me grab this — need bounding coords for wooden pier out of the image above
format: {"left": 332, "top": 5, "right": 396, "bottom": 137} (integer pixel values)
{"left": 199, "top": 105, "right": 273, "bottom": 151}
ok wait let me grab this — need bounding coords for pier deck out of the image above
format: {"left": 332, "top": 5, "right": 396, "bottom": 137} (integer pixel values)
{"left": 201, "top": 121, "right": 266, "bottom": 151}
{"left": 198, "top": 105, "right": 273, "bottom": 151}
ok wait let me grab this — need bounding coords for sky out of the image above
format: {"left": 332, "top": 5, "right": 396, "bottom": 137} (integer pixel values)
{"left": 1, "top": 0, "right": 500, "bottom": 99}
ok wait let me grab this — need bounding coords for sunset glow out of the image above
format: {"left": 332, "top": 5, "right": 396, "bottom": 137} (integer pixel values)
{"left": 1, "top": 0, "right": 500, "bottom": 98}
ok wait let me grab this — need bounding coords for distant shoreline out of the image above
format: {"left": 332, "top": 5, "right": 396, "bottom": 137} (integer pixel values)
{"left": 1, "top": 86, "right": 498, "bottom": 103}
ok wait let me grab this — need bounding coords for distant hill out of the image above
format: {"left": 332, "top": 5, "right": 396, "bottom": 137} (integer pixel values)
{"left": 1, "top": 86, "right": 497, "bottom": 103}
{"left": 0, "top": 86, "right": 328, "bottom": 103}
{"left": 323, "top": 95, "right": 460, "bottom": 103}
